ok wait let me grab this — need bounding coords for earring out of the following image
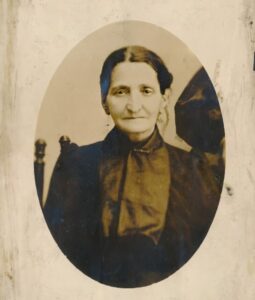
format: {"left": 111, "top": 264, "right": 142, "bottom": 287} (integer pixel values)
{"left": 106, "top": 114, "right": 111, "bottom": 127}
{"left": 157, "top": 110, "right": 164, "bottom": 123}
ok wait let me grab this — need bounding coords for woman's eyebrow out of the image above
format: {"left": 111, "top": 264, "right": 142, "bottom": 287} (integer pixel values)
{"left": 139, "top": 84, "right": 154, "bottom": 88}
{"left": 110, "top": 85, "right": 129, "bottom": 92}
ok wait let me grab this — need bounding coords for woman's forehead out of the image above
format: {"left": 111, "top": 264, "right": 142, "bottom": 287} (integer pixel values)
{"left": 110, "top": 62, "right": 159, "bottom": 87}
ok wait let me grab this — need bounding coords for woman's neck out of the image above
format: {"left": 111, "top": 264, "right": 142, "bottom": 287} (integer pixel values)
{"left": 121, "top": 127, "right": 156, "bottom": 143}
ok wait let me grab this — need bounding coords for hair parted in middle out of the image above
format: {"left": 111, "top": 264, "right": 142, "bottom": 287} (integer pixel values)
{"left": 100, "top": 46, "right": 173, "bottom": 105}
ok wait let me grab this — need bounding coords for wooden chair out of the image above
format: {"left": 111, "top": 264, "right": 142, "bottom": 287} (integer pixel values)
{"left": 34, "top": 139, "right": 46, "bottom": 206}
{"left": 34, "top": 136, "right": 71, "bottom": 206}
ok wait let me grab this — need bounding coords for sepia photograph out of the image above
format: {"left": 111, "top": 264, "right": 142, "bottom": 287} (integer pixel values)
{"left": 35, "top": 22, "right": 225, "bottom": 287}
{"left": 1, "top": 1, "right": 255, "bottom": 299}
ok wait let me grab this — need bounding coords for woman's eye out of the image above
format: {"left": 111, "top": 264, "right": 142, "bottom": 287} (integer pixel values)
{"left": 141, "top": 87, "right": 154, "bottom": 95}
{"left": 117, "top": 89, "right": 126, "bottom": 95}
{"left": 112, "top": 87, "right": 129, "bottom": 96}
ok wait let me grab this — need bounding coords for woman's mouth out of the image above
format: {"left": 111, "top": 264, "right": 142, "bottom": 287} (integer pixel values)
{"left": 123, "top": 116, "right": 145, "bottom": 119}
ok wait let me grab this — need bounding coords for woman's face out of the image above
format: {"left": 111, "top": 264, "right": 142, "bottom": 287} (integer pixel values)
{"left": 106, "top": 62, "right": 168, "bottom": 142}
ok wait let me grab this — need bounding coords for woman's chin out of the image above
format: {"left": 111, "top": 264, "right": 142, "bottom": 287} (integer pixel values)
{"left": 117, "top": 119, "right": 153, "bottom": 132}
{"left": 117, "top": 124, "right": 155, "bottom": 142}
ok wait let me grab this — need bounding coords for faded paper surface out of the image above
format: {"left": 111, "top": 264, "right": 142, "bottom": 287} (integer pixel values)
{"left": 0, "top": 0, "right": 255, "bottom": 299}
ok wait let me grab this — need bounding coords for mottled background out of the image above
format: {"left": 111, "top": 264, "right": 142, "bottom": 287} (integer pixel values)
{"left": 0, "top": 0, "right": 255, "bottom": 299}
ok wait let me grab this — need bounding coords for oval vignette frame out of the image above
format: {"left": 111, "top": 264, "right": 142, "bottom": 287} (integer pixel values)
{"left": 34, "top": 21, "right": 225, "bottom": 288}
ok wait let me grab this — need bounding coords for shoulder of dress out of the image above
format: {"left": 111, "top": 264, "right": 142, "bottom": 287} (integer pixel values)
{"left": 76, "top": 141, "right": 103, "bottom": 156}
{"left": 55, "top": 141, "right": 103, "bottom": 171}
{"left": 165, "top": 143, "right": 192, "bottom": 161}
{"left": 165, "top": 143, "right": 211, "bottom": 171}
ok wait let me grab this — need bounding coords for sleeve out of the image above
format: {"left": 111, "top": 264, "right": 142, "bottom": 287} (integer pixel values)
{"left": 43, "top": 143, "right": 79, "bottom": 245}
{"left": 163, "top": 146, "right": 224, "bottom": 272}
{"left": 42, "top": 143, "right": 103, "bottom": 277}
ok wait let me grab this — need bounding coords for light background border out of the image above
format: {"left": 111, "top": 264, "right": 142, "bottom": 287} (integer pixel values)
{"left": 0, "top": 0, "right": 255, "bottom": 299}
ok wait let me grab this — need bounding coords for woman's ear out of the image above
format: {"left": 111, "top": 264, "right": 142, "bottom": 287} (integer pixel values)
{"left": 102, "top": 103, "right": 110, "bottom": 115}
{"left": 160, "top": 89, "right": 170, "bottom": 110}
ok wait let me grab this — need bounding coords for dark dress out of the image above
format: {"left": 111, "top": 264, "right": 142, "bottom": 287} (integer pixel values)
{"left": 43, "top": 127, "right": 224, "bottom": 288}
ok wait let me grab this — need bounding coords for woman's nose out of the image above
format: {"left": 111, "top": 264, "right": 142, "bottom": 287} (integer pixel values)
{"left": 126, "top": 93, "right": 142, "bottom": 112}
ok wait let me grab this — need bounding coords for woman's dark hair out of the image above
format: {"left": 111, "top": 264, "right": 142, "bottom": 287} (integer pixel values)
{"left": 100, "top": 46, "right": 173, "bottom": 104}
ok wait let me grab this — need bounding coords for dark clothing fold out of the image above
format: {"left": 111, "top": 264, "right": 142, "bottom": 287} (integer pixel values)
{"left": 44, "top": 128, "right": 224, "bottom": 288}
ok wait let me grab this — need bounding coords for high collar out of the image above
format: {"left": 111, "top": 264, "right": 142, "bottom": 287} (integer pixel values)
{"left": 102, "top": 126, "right": 164, "bottom": 156}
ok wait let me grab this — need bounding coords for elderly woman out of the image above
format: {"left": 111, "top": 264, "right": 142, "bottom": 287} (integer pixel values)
{"left": 44, "top": 46, "right": 223, "bottom": 287}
